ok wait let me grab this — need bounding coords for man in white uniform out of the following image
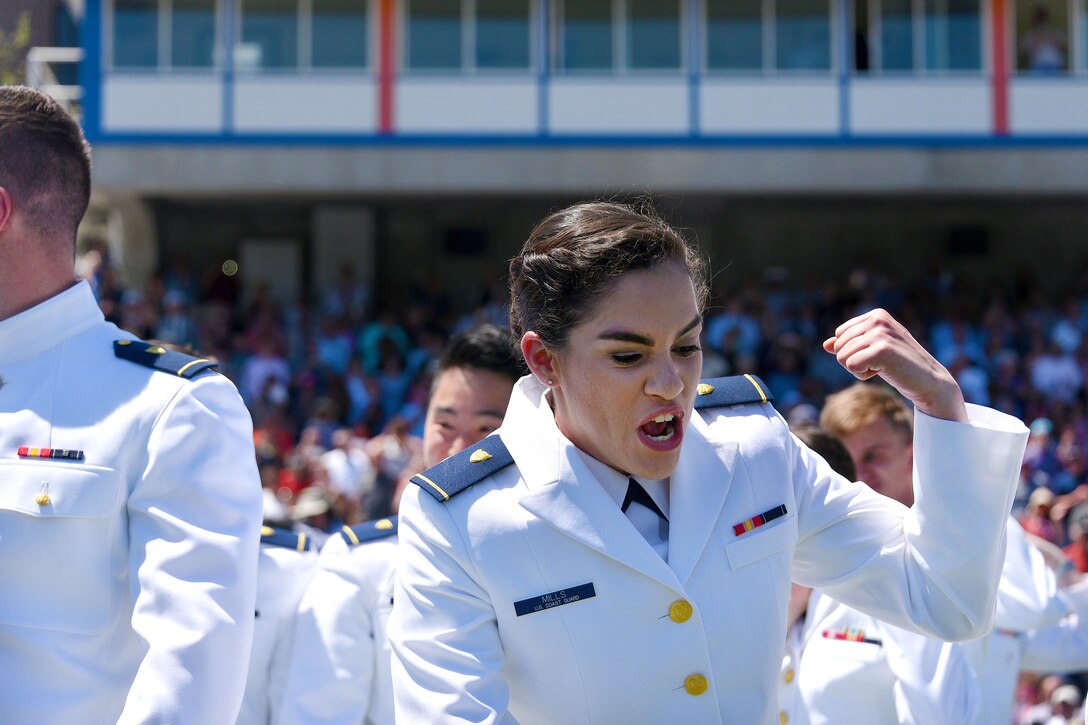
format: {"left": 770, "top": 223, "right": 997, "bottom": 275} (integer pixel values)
{"left": 277, "top": 324, "right": 524, "bottom": 724}
{"left": 0, "top": 86, "right": 263, "bottom": 723}
{"left": 784, "top": 423, "right": 979, "bottom": 725}
{"left": 814, "top": 382, "right": 1070, "bottom": 725}
{"left": 238, "top": 526, "right": 319, "bottom": 725}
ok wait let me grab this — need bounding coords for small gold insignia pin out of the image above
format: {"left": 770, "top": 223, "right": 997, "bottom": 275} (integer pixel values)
{"left": 469, "top": 449, "right": 492, "bottom": 463}
{"left": 147, "top": 346, "right": 166, "bottom": 355}
{"left": 260, "top": 525, "right": 275, "bottom": 537}
{"left": 376, "top": 519, "right": 394, "bottom": 530}
{"left": 697, "top": 383, "right": 715, "bottom": 396}
{"left": 117, "top": 339, "right": 132, "bottom": 346}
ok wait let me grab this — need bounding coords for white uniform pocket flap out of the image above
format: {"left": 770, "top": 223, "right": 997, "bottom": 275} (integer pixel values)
{"left": 0, "top": 460, "right": 122, "bottom": 518}
{"left": 725, "top": 514, "right": 797, "bottom": 570}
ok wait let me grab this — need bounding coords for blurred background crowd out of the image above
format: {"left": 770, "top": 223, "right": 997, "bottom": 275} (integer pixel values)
{"left": 80, "top": 242, "right": 1088, "bottom": 725}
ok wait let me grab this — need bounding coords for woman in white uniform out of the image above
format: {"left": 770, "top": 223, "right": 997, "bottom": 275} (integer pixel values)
{"left": 388, "top": 201, "right": 1030, "bottom": 724}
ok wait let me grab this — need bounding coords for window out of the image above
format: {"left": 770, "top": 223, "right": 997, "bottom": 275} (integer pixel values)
{"left": 173, "top": 0, "right": 217, "bottom": 67}
{"left": 1017, "top": 0, "right": 1067, "bottom": 73}
{"left": 560, "top": 0, "right": 612, "bottom": 70}
{"left": 313, "top": 0, "right": 369, "bottom": 68}
{"left": 240, "top": 0, "right": 298, "bottom": 69}
{"left": 112, "top": 0, "right": 159, "bottom": 68}
{"left": 879, "top": 0, "right": 912, "bottom": 71}
{"left": 477, "top": 0, "right": 531, "bottom": 69}
{"left": 865, "top": 0, "right": 981, "bottom": 73}
{"left": 628, "top": 0, "right": 682, "bottom": 69}
{"left": 406, "top": 0, "right": 531, "bottom": 71}
{"left": 705, "top": 0, "right": 831, "bottom": 72}
{"left": 706, "top": 0, "right": 762, "bottom": 70}
{"left": 407, "top": 0, "right": 461, "bottom": 69}
{"left": 238, "top": 0, "right": 369, "bottom": 71}
{"left": 558, "top": 0, "right": 682, "bottom": 72}
{"left": 111, "top": 0, "right": 218, "bottom": 69}
{"left": 776, "top": 0, "right": 831, "bottom": 70}
{"left": 928, "top": 0, "right": 981, "bottom": 71}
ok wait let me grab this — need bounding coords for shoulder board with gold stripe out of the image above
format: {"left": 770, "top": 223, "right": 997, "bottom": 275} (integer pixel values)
{"left": 114, "top": 339, "right": 219, "bottom": 379}
{"left": 410, "top": 434, "right": 513, "bottom": 503}
{"left": 694, "top": 374, "right": 774, "bottom": 409}
{"left": 339, "top": 516, "right": 399, "bottom": 547}
{"left": 260, "top": 525, "right": 314, "bottom": 552}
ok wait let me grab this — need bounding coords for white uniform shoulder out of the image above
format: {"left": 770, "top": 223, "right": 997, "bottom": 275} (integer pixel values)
{"left": 337, "top": 516, "right": 399, "bottom": 547}
{"left": 409, "top": 435, "right": 514, "bottom": 503}
{"left": 113, "top": 338, "right": 219, "bottom": 380}
{"left": 692, "top": 374, "right": 775, "bottom": 411}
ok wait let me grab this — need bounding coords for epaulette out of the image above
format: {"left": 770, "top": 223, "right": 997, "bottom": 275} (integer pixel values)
{"left": 113, "top": 339, "right": 218, "bottom": 379}
{"left": 260, "top": 525, "right": 314, "bottom": 552}
{"left": 339, "top": 516, "right": 398, "bottom": 546}
{"left": 694, "top": 374, "right": 774, "bottom": 409}
{"left": 410, "top": 434, "right": 513, "bottom": 503}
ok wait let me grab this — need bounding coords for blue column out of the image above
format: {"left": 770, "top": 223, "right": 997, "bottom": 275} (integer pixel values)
{"left": 538, "top": 0, "right": 551, "bottom": 136}
{"left": 222, "top": 0, "right": 236, "bottom": 136}
{"left": 81, "top": 0, "right": 103, "bottom": 140}
{"left": 688, "top": 0, "right": 702, "bottom": 138}
{"left": 837, "top": 0, "right": 851, "bottom": 137}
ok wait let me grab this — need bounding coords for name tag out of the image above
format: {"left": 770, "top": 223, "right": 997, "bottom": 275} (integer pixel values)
{"left": 514, "top": 582, "right": 596, "bottom": 617}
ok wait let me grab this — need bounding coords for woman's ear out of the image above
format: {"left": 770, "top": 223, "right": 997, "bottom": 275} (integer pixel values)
{"left": 521, "top": 331, "right": 558, "bottom": 387}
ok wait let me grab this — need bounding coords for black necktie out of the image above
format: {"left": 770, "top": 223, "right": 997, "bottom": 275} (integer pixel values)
{"left": 623, "top": 478, "right": 669, "bottom": 559}
{"left": 622, "top": 478, "right": 668, "bottom": 521}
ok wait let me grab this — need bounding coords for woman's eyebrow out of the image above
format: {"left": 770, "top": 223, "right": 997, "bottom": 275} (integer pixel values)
{"left": 597, "top": 315, "right": 703, "bottom": 346}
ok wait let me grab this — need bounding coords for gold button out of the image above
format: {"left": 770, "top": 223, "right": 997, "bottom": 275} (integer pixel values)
{"left": 780, "top": 711, "right": 788, "bottom": 725}
{"left": 684, "top": 674, "right": 708, "bottom": 696}
{"left": 669, "top": 600, "right": 693, "bottom": 623}
{"left": 783, "top": 668, "right": 794, "bottom": 684}
{"left": 36, "top": 493, "right": 51, "bottom": 506}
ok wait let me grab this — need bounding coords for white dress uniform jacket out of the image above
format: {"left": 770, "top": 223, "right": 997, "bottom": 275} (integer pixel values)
{"left": 238, "top": 529, "right": 319, "bottom": 725}
{"left": 1020, "top": 577, "right": 1088, "bottom": 675}
{"left": 0, "top": 281, "right": 263, "bottom": 724}
{"left": 961, "top": 517, "right": 1071, "bottom": 725}
{"left": 795, "top": 590, "right": 979, "bottom": 724}
{"left": 277, "top": 520, "right": 399, "bottom": 725}
{"left": 780, "top": 619, "right": 809, "bottom": 725}
{"left": 389, "top": 375, "right": 1028, "bottom": 725}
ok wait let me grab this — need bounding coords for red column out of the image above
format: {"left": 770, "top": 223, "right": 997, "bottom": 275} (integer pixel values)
{"left": 378, "top": 0, "right": 395, "bottom": 134}
{"left": 992, "top": 0, "right": 1009, "bottom": 135}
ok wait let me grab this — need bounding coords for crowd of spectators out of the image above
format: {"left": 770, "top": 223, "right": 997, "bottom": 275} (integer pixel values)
{"left": 78, "top": 243, "right": 1088, "bottom": 722}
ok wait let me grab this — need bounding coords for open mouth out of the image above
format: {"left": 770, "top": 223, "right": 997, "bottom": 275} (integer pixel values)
{"left": 638, "top": 411, "right": 683, "bottom": 451}
{"left": 640, "top": 413, "right": 677, "bottom": 442}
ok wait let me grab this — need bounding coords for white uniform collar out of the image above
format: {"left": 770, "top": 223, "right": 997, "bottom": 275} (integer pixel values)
{"left": 0, "top": 280, "right": 104, "bottom": 365}
{"left": 576, "top": 451, "right": 670, "bottom": 520}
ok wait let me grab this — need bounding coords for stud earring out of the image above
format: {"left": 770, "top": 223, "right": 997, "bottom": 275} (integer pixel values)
{"left": 546, "top": 378, "right": 554, "bottom": 386}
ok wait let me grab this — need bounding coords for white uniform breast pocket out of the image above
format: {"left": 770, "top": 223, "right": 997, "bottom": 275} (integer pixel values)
{"left": 724, "top": 513, "right": 797, "bottom": 570}
{"left": 0, "top": 460, "right": 122, "bottom": 634}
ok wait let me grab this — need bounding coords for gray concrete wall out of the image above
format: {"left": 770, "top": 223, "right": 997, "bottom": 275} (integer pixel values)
{"left": 91, "top": 145, "right": 1088, "bottom": 197}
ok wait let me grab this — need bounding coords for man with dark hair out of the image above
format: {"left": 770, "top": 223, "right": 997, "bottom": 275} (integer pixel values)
{"left": 0, "top": 87, "right": 263, "bottom": 723}
{"left": 276, "top": 324, "right": 524, "bottom": 725}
